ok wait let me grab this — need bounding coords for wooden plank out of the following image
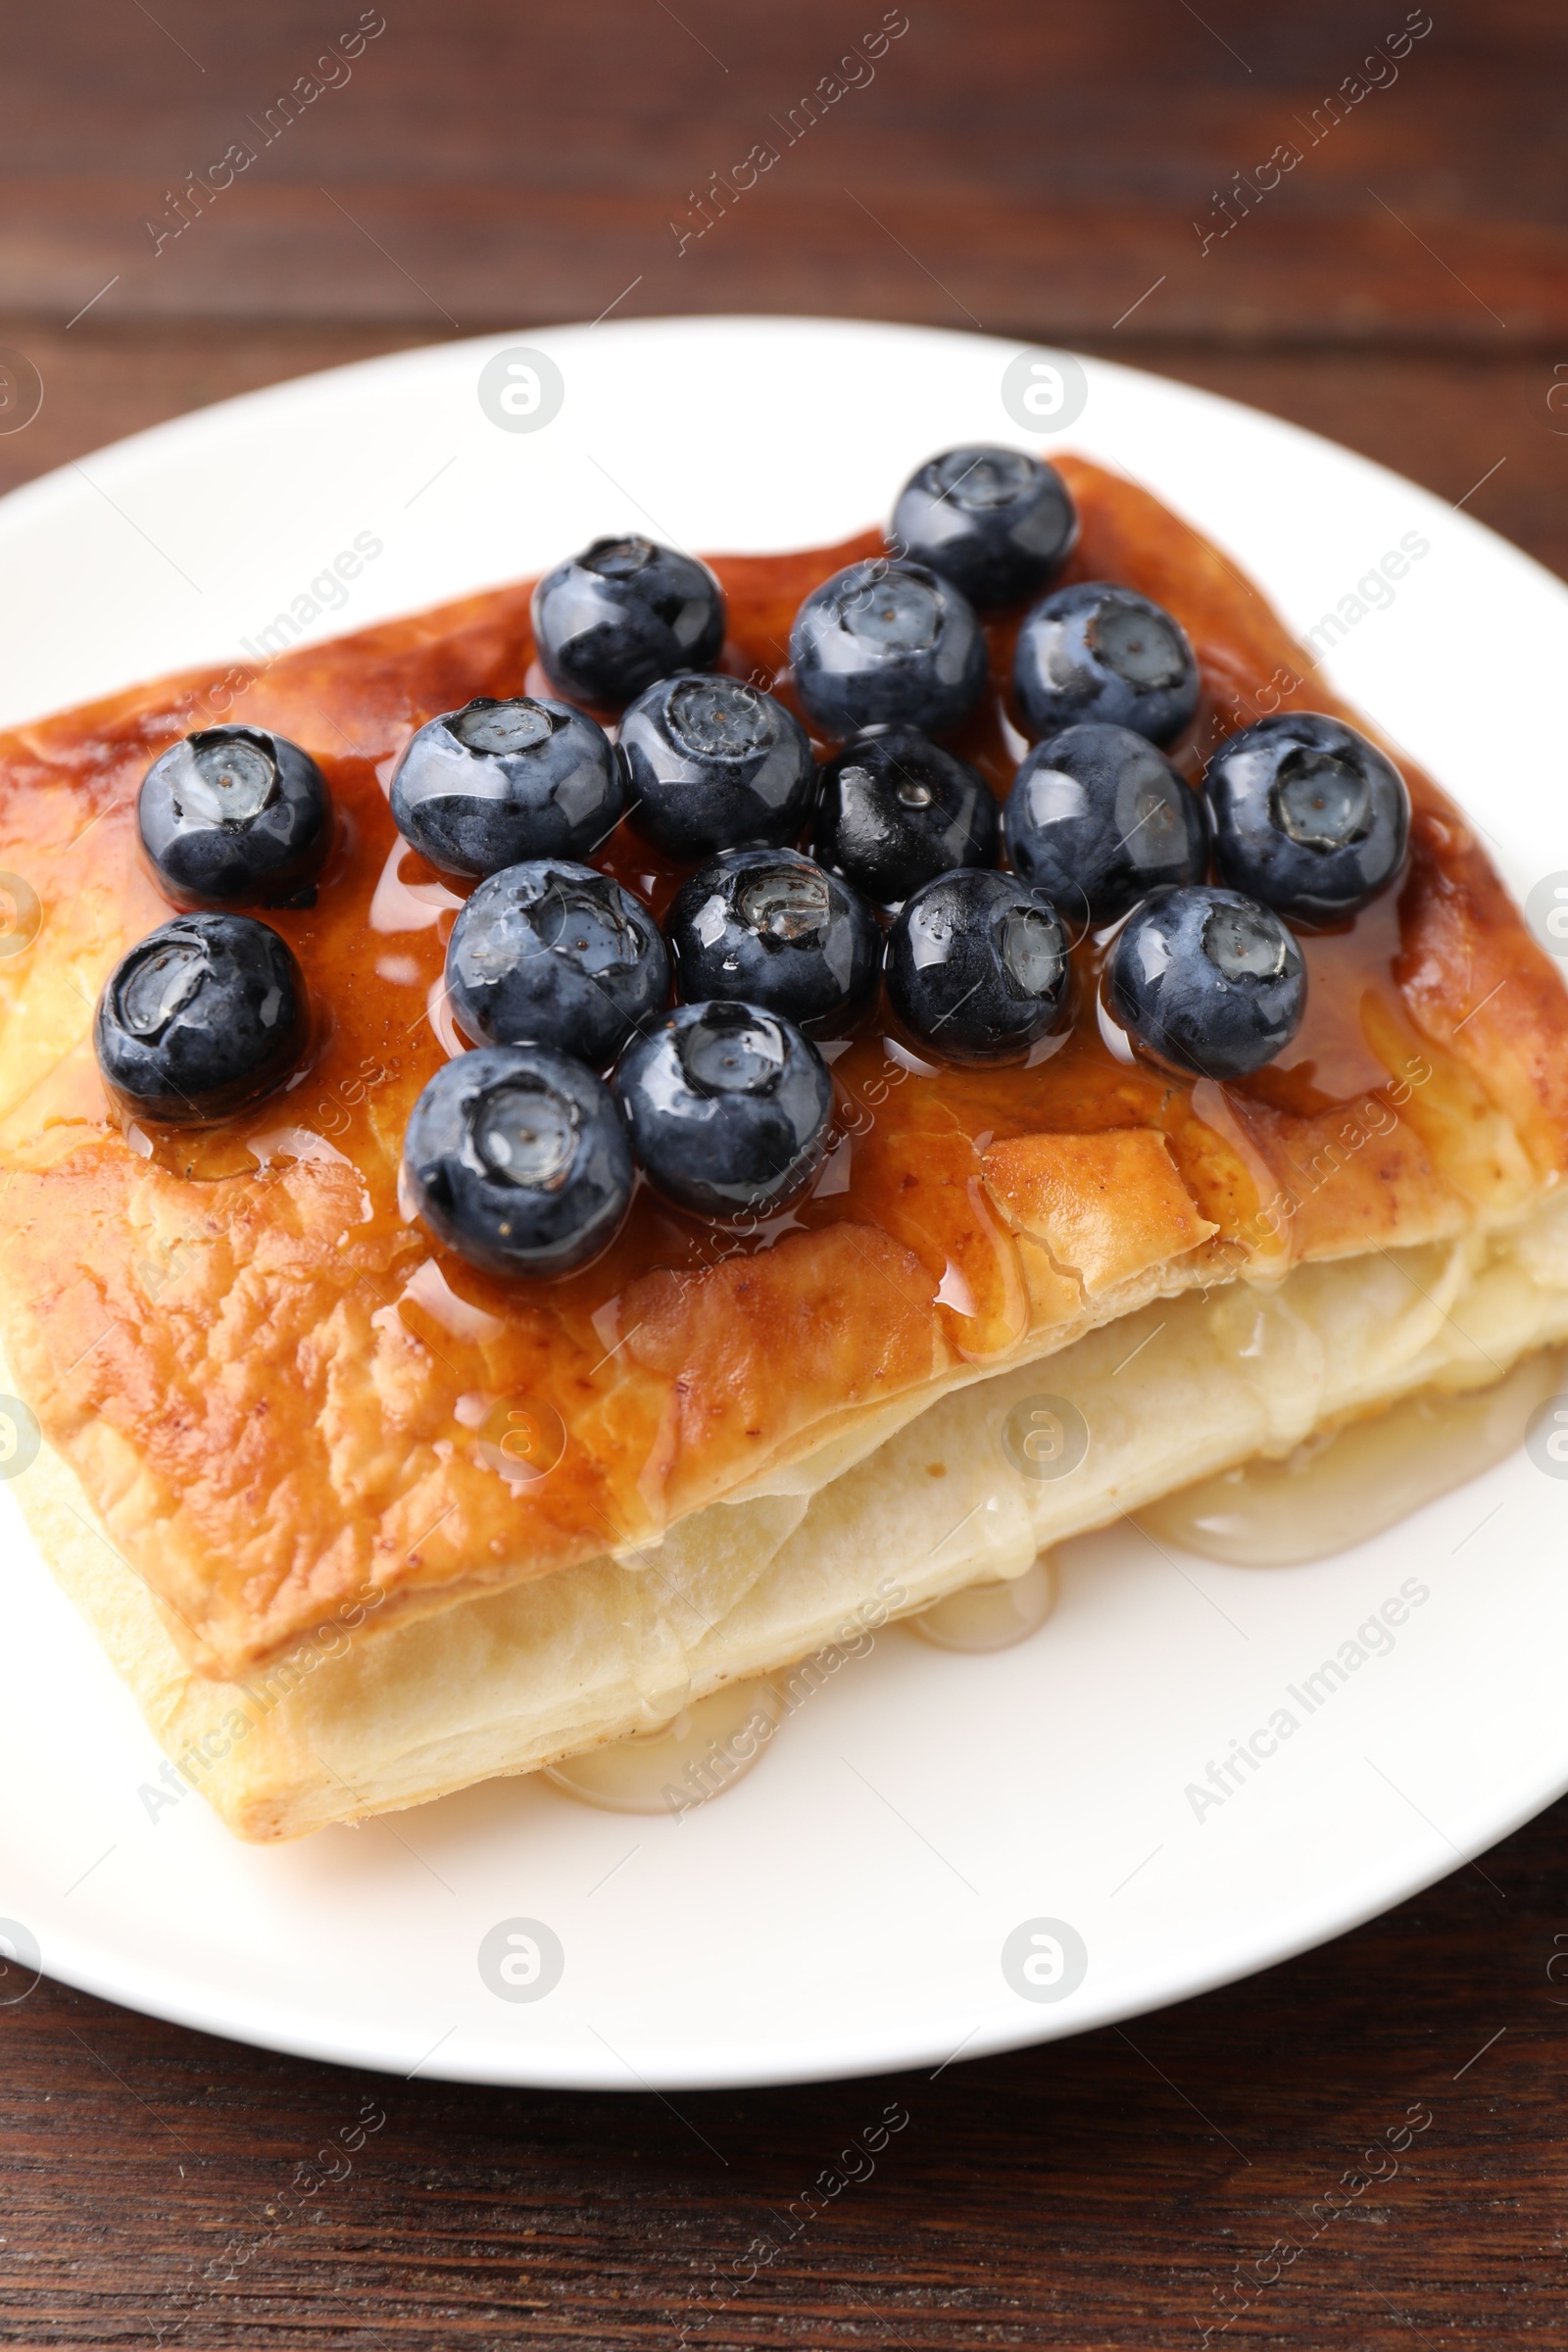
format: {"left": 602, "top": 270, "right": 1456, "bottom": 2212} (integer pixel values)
{"left": 0, "top": 1788, "right": 1562, "bottom": 2346}
{"left": 0, "top": 0, "right": 1563, "bottom": 337}
{"left": 0, "top": 179, "right": 1561, "bottom": 340}
{"left": 4, "top": 4, "right": 1568, "bottom": 2345}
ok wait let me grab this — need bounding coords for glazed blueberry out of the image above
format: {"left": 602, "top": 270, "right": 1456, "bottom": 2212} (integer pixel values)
{"left": 665, "top": 849, "right": 878, "bottom": 1035}
{"left": 446, "top": 859, "right": 669, "bottom": 1069}
{"left": 1013, "top": 582, "right": 1200, "bottom": 747}
{"left": 789, "top": 560, "right": 988, "bottom": 740}
{"left": 1203, "top": 712, "right": 1410, "bottom": 923}
{"left": 1106, "top": 885, "right": 1306, "bottom": 1080}
{"left": 884, "top": 869, "right": 1070, "bottom": 1065}
{"left": 1004, "top": 722, "right": 1208, "bottom": 931}
{"left": 615, "top": 1002, "right": 833, "bottom": 1217}
{"left": 94, "top": 911, "right": 309, "bottom": 1125}
{"left": 531, "top": 537, "right": 726, "bottom": 710}
{"left": 137, "top": 726, "right": 331, "bottom": 909}
{"left": 812, "top": 727, "right": 999, "bottom": 906}
{"left": 891, "top": 445, "right": 1077, "bottom": 610}
{"left": 618, "top": 674, "right": 817, "bottom": 860}
{"left": 389, "top": 696, "right": 622, "bottom": 879}
{"left": 402, "top": 1044, "right": 633, "bottom": 1279}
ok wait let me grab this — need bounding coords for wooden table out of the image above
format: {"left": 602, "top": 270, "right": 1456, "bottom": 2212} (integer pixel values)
{"left": 4, "top": 4, "right": 1567, "bottom": 2342}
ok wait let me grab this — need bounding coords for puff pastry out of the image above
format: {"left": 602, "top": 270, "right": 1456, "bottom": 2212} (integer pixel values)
{"left": 2, "top": 457, "right": 1565, "bottom": 1839}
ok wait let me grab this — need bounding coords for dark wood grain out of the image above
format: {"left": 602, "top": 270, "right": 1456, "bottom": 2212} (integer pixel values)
{"left": 2, "top": 1794, "right": 1566, "bottom": 2349}
{"left": 4, "top": 1, "right": 1568, "bottom": 2344}
{"left": 0, "top": 0, "right": 1565, "bottom": 338}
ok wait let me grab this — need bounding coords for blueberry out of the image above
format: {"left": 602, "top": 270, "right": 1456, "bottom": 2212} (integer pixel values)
{"left": 1013, "top": 582, "right": 1200, "bottom": 747}
{"left": 615, "top": 1002, "right": 833, "bottom": 1217}
{"left": 402, "top": 1044, "right": 633, "bottom": 1278}
{"left": 812, "top": 727, "right": 999, "bottom": 906}
{"left": 891, "top": 445, "right": 1077, "bottom": 610}
{"left": 665, "top": 848, "right": 878, "bottom": 1035}
{"left": 446, "top": 859, "right": 669, "bottom": 1068}
{"left": 1106, "top": 885, "right": 1306, "bottom": 1080}
{"left": 618, "top": 674, "right": 817, "bottom": 860}
{"left": 1203, "top": 712, "right": 1410, "bottom": 923}
{"left": 531, "top": 536, "right": 725, "bottom": 710}
{"left": 389, "top": 696, "right": 621, "bottom": 879}
{"left": 1004, "top": 722, "right": 1208, "bottom": 931}
{"left": 789, "top": 559, "right": 988, "bottom": 740}
{"left": 137, "top": 726, "right": 331, "bottom": 908}
{"left": 884, "top": 869, "right": 1070, "bottom": 1065}
{"left": 94, "top": 911, "right": 309, "bottom": 1125}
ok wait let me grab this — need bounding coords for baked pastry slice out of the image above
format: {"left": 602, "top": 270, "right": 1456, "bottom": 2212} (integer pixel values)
{"left": 3, "top": 457, "right": 1566, "bottom": 1840}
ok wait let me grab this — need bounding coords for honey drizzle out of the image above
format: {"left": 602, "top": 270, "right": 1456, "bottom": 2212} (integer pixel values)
{"left": 0, "top": 476, "right": 1450, "bottom": 1580}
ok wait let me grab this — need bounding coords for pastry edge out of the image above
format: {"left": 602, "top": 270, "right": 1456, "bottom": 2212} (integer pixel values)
{"left": 10, "top": 1190, "right": 1568, "bottom": 1842}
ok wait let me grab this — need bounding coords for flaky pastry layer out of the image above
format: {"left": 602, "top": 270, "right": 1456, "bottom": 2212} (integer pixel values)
{"left": 13, "top": 1190, "right": 1568, "bottom": 1838}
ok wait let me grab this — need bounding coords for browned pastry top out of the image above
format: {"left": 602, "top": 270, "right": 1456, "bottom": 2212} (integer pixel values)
{"left": 2, "top": 456, "right": 1564, "bottom": 1679}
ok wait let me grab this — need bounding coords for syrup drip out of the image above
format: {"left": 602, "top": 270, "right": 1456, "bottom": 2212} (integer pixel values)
{"left": 909, "top": 1553, "right": 1056, "bottom": 1650}
{"left": 1137, "top": 1349, "right": 1564, "bottom": 1567}
{"left": 543, "top": 1677, "right": 784, "bottom": 1813}
{"left": 368, "top": 837, "right": 465, "bottom": 935}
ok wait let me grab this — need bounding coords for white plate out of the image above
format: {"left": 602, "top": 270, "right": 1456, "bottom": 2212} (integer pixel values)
{"left": 2, "top": 318, "right": 1566, "bottom": 2091}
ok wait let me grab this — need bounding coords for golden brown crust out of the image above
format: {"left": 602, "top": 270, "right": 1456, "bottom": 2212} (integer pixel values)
{"left": 615, "top": 1221, "right": 948, "bottom": 1525}
{"left": 1396, "top": 808, "right": 1568, "bottom": 1177}
{"left": 981, "top": 1128, "right": 1216, "bottom": 1294}
{"left": 1054, "top": 455, "right": 1568, "bottom": 1217}
{"left": 2, "top": 457, "right": 1565, "bottom": 1683}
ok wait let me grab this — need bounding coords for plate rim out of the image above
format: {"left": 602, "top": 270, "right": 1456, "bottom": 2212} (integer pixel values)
{"left": 3, "top": 313, "right": 1566, "bottom": 724}
{"left": 3, "top": 311, "right": 1566, "bottom": 2090}
{"left": 19, "top": 1751, "right": 1560, "bottom": 2091}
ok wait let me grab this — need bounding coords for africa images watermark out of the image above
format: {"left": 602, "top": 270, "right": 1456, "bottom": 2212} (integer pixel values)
{"left": 661, "top": 1577, "right": 908, "bottom": 1819}
{"left": 1184, "top": 1575, "right": 1431, "bottom": 1825}
{"left": 0, "top": 348, "right": 43, "bottom": 436}
{"left": 667, "top": 9, "right": 910, "bottom": 256}
{"left": 136, "top": 1575, "right": 392, "bottom": 1824}
{"left": 1297, "top": 530, "right": 1433, "bottom": 668}
{"left": 235, "top": 530, "right": 385, "bottom": 669}
{"left": 1193, "top": 9, "right": 1435, "bottom": 256}
{"left": 1548, "top": 363, "right": 1568, "bottom": 437}
{"left": 1235, "top": 1048, "right": 1435, "bottom": 1254}
{"left": 1204, "top": 530, "right": 1433, "bottom": 765}
{"left": 1200, "top": 2099, "right": 1435, "bottom": 2343}
{"left": 675, "top": 2099, "right": 911, "bottom": 2349}
{"left": 160, "top": 528, "right": 386, "bottom": 739}
{"left": 203, "top": 2092, "right": 387, "bottom": 2287}
{"left": 0, "top": 1919, "right": 42, "bottom": 2009}
{"left": 139, "top": 10, "right": 388, "bottom": 256}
